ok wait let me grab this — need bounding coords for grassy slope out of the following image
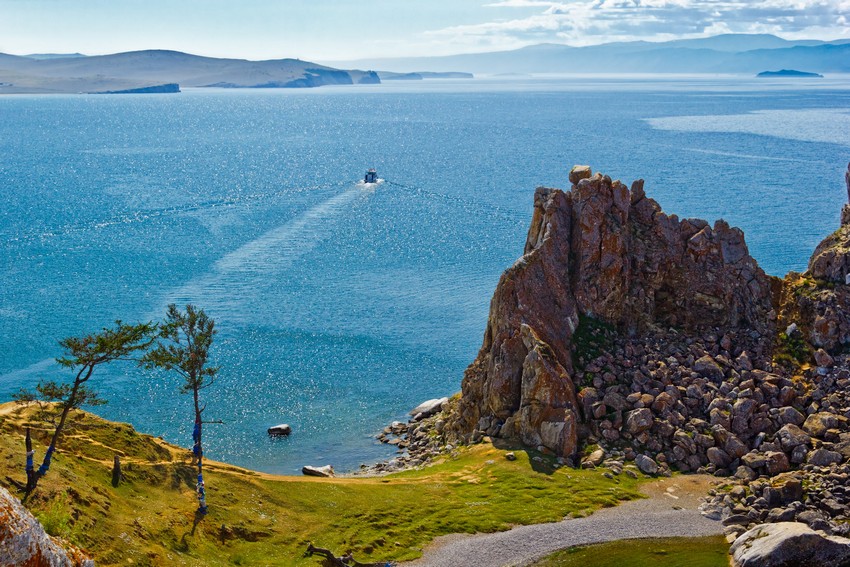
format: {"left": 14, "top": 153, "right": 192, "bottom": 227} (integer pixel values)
{"left": 530, "top": 536, "right": 730, "bottom": 567}
{"left": 0, "top": 402, "right": 644, "bottom": 566}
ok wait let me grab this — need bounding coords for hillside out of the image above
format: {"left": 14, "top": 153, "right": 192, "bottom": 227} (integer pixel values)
{"left": 0, "top": 402, "right": 643, "bottom": 566}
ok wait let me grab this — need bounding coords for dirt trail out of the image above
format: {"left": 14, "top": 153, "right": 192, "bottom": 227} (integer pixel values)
{"left": 402, "top": 475, "right": 723, "bottom": 567}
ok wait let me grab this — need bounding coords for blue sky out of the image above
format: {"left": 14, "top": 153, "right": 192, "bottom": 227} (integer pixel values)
{"left": 1, "top": 0, "right": 848, "bottom": 60}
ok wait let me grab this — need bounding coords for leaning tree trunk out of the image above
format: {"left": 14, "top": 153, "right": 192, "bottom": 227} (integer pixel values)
{"left": 192, "top": 384, "right": 207, "bottom": 515}
{"left": 25, "top": 428, "right": 35, "bottom": 494}
{"left": 27, "top": 371, "right": 85, "bottom": 495}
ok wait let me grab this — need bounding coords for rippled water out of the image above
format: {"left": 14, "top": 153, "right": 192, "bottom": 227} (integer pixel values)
{"left": 2, "top": 76, "right": 849, "bottom": 473}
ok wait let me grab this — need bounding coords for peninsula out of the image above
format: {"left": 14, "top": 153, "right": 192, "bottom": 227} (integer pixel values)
{"left": 0, "top": 50, "right": 380, "bottom": 94}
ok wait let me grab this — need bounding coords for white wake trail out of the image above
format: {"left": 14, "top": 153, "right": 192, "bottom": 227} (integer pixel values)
{"left": 156, "top": 184, "right": 370, "bottom": 321}
{"left": 0, "top": 184, "right": 370, "bottom": 385}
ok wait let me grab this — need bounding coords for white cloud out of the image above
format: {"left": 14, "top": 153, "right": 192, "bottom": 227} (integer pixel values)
{"left": 427, "top": 0, "right": 850, "bottom": 49}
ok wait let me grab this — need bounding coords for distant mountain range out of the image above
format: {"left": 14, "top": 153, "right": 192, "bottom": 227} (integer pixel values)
{"left": 325, "top": 34, "right": 850, "bottom": 75}
{"left": 3, "top": 34, "right": 849, "bottom": 94}
{"left": 0, "top": 50, "right": 379, "bottom": 94}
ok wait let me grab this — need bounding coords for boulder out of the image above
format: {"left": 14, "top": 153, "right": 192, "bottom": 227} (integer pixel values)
{"left": 694, "top": 355, "right": 724, "bottom": 381}
{"left": 772, "top": 473, "right": 804, "bottom": 504}
{"left": 302, "top": 465, "right": 335, "bottom": 478}
{"left": 731, "top": 522, "right": 850, "bottom": 567}
{"left": 776, "top": 424, "right": 811, "bottom": 452}
{"left": 635, "top": 454, "right": 659, "bottom": 475}
{"left": 625, "top": 408, "right": 653, "bottom": 434}
{"left": 741, "top": 451, "right": 767, "bottom": 470}
{"left": 807, "top": 448, "right": 843, "bottom": 467}
{"left": 267, "top": 423, "right": 292, "bottom": 436}
{"left": 569, "top": 165, "right": 593, "bottom": 185}
{"left": 775, "top": 407, "right": 805, "bottom": 427}
{"left": 410, "top": 397, "right": 448, "bottom": 419}
{"left": 583, "top": 448, "right": 605, "bottom": 467}
{"left": 0, "top": 486, "right": 93, "bottom": 567}
{"left": 814, "top": 349, "right": 835, "bottom": 368}
{"left": 803, "top": 413, "right": 841, "bottom": 439}
{"left": 707, "top": 447, "right": 733, "bottom": 468}
{"left": 764, "top": 451, "right": 791, "bottom": 475}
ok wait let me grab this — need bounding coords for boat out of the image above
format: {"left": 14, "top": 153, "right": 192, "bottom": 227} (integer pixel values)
{"left": 364, "top": 169, "right": 378, "bottom": 184}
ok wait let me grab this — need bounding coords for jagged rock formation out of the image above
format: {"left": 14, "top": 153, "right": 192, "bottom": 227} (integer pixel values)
{"left": 778, "top": 163, "right": 850, "bottom": 352}
{"left": 0, "top": 486, "right": 93, "bottom": 567}
{"left": 450, "top": 166, "right": 776, "bottom": 457}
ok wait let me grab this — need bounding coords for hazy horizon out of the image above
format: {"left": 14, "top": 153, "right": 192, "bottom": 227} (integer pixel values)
{"left": 1, "top": 0, "right": 849, "bottom": 62}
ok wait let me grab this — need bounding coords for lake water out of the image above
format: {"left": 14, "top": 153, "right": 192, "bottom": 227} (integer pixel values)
{"left": 2, "top": 76, "right": 850, "bottom": 474}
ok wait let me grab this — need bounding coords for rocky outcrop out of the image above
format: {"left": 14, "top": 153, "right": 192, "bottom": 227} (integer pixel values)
{"left": 779, "top": 164, "right": 850, "bottom": 352}
{"left": 449, "top": 166, "right": 776, "bottom": 457}
{"left": 0, "top": 486, "right": 93, "bottom": 567}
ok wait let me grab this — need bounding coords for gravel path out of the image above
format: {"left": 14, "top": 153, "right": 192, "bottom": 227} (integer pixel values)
{"left": 402, "top": 475, "right": 724, "bottom": 567}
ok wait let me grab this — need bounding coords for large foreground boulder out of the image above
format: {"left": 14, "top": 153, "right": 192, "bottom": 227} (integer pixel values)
{"left": 0, "top": 486, "right": 93, "bottom": 567}
{"left": 731, "top": 522, "right": 850, "bottom": 567}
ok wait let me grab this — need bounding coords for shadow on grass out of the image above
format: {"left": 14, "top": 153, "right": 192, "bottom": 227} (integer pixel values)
{"left": 491, "top": 438, "right": 561, "bottom": 475}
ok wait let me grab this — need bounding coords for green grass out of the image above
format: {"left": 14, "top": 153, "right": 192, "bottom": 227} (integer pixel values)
{"left": 0, "top": 403, "right": 646, "bottom": 566}
{"left": 34, "top": 492, "right": 72, "bottom": 538}
{"left": 531, "top": 536, "right": 730, "bottom": 567}
{"left": 774, "top": 331, "right": 813, "bottom": 370}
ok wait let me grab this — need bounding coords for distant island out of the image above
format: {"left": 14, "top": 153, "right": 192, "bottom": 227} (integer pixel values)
{"left": 757, "top": 69, "right": 824, "bottom": 78}
{"left": 378, "top": 71, "right": 474, "bottom": 81}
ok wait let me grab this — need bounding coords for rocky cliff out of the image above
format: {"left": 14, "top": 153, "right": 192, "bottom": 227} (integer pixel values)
{"left": 0, "top": 486, "right": 93, "bottom": 567}
{"left": 450, "top": 166, "right": 778, "bottom": 457}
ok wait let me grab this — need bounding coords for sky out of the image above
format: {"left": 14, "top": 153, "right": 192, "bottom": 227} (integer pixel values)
{"left": 1, "top": 0, "right": 849, "bottom": 61}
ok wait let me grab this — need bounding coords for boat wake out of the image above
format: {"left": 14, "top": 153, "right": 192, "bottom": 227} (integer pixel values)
{"left": 154, "top": 183, "right": 369, "bottom": 321}
{"left": 356, "top": 178, "right": 385, "bottom": 188}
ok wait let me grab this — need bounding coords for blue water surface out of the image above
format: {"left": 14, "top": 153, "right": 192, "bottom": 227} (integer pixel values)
{"left": 2, "top": 75, "right": 850, "bottom": 474}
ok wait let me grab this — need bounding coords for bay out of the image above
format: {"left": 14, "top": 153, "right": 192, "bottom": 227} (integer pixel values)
{"left": 1, "top": 76, "right": 849, "bottom": 474}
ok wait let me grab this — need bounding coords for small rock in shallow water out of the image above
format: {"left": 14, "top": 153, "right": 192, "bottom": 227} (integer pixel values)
{"left": 267, "top": 424, "right": 292, "bottom": 436}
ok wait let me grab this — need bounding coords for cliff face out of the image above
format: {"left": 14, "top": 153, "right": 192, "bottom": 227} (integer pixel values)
{"left": 450, "top": 166, "right": 783, "bottom": 457}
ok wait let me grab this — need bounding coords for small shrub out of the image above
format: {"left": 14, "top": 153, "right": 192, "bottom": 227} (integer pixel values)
{"left": 35, "top": 494, "right": 72, "bottom": 538}
{"left": 774, "top": 331, "right": 812, "bottom": 369}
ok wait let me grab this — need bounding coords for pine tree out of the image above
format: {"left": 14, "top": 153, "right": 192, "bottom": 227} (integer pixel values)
{"left": 142, "top": 304, "right": 218, "bottom": 516}
{"left": 14, "top": 320, "right": 156, "bottom": 495}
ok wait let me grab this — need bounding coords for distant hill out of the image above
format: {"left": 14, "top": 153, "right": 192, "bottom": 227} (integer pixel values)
{"left": 378, "top": 71, "right": 474, "bottom": 80}
{"left": 757, "top": 69, "right": 823, "bottom": 78}
{"left": 0, "top": 50, "right": 380, "bottom": 94}
{"left": 326, "top": 34, "right": 850, "bottom": 75}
